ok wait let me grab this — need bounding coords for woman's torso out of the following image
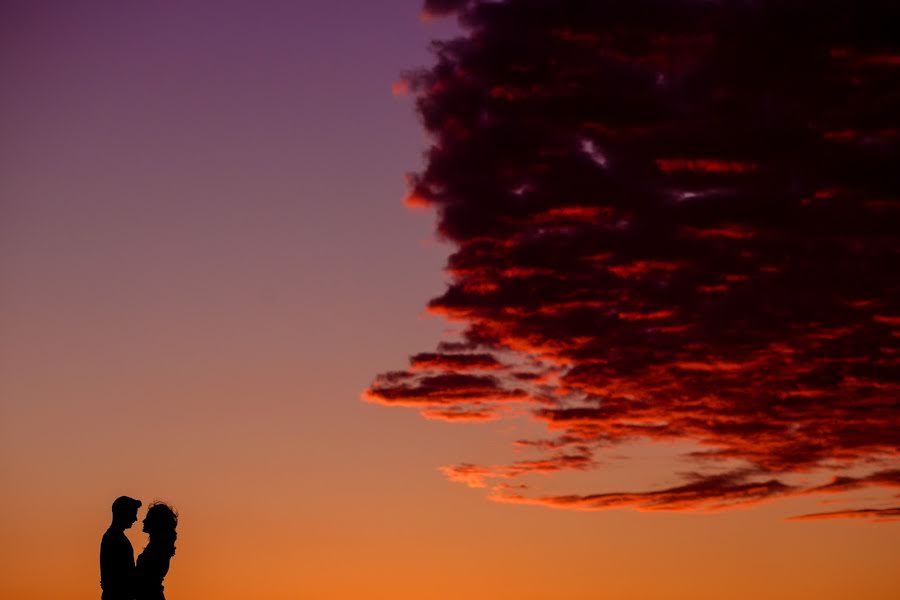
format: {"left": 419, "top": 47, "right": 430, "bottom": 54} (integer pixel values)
{"left": 135, "top": 545, "right": 170, "bottom": 600}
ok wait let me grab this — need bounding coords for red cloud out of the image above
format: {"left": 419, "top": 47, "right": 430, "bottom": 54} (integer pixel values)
{"left": 420, "top": 406, "right": 500, "bottom": 422}
{"left": 370, "top": 0, "right": 900, "bottom": 520}
{"left": 442, "top": 450, "right": 596, "bottom": 488}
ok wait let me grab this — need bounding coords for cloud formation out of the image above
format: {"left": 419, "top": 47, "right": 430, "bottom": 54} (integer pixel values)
{"left": 368, "top": 0, "right": 900, "bottom": 520}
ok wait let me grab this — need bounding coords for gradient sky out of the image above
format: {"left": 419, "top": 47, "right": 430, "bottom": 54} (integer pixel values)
{"left": 1, "top": 2, "right": 898, "bottom": 600}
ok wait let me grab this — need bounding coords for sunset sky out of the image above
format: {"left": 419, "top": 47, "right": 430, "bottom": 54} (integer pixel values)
{"left": 1, "top": 1, "right": 898, "bottom": 600}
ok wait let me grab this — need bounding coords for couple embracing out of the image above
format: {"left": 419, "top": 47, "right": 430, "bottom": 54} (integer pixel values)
{"left": 100, "top": 496, "right": 178, "bottom": 600}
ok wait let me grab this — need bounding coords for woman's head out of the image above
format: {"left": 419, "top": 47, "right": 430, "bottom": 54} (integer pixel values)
{"left": 142, "top": 502, "right": 178, "bottom": 556}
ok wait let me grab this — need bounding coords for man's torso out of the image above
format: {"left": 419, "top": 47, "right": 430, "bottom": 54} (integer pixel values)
{"left": 100, "top": 528, "right": 134, "bottom": 600}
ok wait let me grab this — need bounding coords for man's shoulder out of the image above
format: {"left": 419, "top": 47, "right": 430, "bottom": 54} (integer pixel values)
{"left": 101, "top": 529, "right": 132, "bottom": 549}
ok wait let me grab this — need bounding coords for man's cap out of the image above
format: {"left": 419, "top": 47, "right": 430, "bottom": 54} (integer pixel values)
{"left": 111, "top": 496, "right": 142, "bottom": 513}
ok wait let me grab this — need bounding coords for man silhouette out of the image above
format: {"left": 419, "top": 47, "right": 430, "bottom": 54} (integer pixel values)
{"left": 100, "top": 496, "right": 142, "bottom": 600}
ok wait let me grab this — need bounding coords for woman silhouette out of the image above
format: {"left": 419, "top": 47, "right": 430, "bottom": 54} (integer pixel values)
{"left": 135, "top": 502, "right": 177, "bottom": 600}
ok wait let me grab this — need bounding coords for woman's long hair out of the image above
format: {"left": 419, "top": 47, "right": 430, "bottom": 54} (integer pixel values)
{"left": 144, "top": 502, "right": 178, "bottom": 557}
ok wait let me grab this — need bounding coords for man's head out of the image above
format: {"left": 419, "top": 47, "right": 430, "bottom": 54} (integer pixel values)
{"left": 111, "top": 496, "right": 142, "bottom": 529}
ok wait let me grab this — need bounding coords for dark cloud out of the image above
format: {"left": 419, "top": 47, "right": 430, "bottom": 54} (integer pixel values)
{"left": 410, "top": 351, "right": 504, "bottom": 370}
{"left": 364, "top": 371, "right": 526, "bottom": 406}
{"left": 492, "top": 469, "right": 795, "bottom": 512}
{"left": 789, "top": 507, "right": 900, "bottom": 522}
{"left": 804, "top": 469, "right": 900, "bottom": 494}
{"left": 369, "top": 0, "right": 900, "bottom": 519}
{"left": 422, "top": 0, "right": 472, "bottom": 18}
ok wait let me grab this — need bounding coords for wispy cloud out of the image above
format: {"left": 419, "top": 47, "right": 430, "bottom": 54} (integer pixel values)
{"left": 789, "top": 507, "right": 900, "bottom": 522}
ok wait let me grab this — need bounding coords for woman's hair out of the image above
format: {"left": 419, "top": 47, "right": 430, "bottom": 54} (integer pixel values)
{"left": 144, "top": 502, "right": 178, "bottom": 557}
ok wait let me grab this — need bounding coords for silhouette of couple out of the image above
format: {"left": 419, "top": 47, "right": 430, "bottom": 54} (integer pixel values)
{"left": 100, "top": 496, "right": 177, "bottom": 600}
